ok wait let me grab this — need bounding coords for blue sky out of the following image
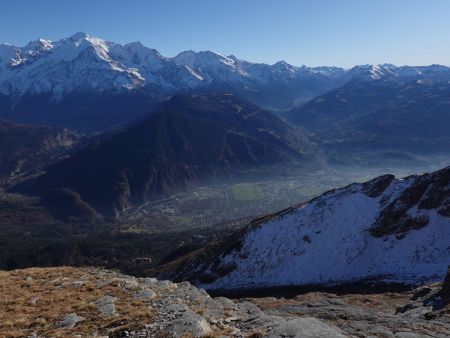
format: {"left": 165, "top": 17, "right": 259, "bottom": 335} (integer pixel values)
{"left": 2, "top": 0, "right": 450, "bottom": 67}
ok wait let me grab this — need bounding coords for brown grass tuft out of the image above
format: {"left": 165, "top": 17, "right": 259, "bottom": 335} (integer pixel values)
{"left": 0, "top": 267, "right": 156, "bottom": 337}
{"left": 245, "top": 330, "right": 265, "bottom": 338}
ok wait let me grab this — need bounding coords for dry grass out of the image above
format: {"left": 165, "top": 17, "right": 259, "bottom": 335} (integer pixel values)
{"left": 200, "top": 333, "right": 222, "bottom": 338}
{"left": 223, "top": 309, "right": 234, "bottom": 317}
{"left": 245, "top": 330, "right": 265, "bottom": 338}
{"left": 251, "top": 290, "right": 411, "bottom": 311}
{"left": 0, "top": 267, "right": 155, "bottom": 337}
{"left": 195, "top": 307, "right": 205, "bottom": 315}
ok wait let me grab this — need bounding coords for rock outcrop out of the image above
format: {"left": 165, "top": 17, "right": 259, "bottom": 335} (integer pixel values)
{"left": 0, "top": 267, "right": 345, "bottom": 337}
{"left": 1, "top": 267, "right": 450, "bottom": 337}
{"left": 441, "top": 266, "right": 450, "bottom": 306}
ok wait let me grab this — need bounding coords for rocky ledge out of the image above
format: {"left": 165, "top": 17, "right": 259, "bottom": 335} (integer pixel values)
{"left": 0, "top": 267, "right": 449, "bottom": 337}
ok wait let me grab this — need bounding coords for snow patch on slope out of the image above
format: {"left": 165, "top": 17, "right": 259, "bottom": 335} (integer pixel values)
{"left": 200, "top": 176, "right": 450, "bottom": 290}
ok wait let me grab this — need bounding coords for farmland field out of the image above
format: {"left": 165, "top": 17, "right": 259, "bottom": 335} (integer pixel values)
{"left": 119, "top": 163, "right": 436, "bottom": 235}
{"left": 169, "top": 215, "right": 193, "bottom": 225}
{"left": 232, "top": 184, "right": 264, "bottom": 201}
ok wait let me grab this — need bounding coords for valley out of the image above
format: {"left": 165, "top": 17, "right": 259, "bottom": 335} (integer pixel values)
{"left": 119, "top": 162, "right": 444, "bottom": 233}
{"left": 2, "top": 156, "right": 446, "bottom": 280}
{"left": 0, "top": 23, "right": 449, "bottom": 337}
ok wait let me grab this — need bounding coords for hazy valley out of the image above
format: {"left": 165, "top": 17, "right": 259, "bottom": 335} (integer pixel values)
{"left": 0, "top": 29, "right": 449, "bottom": 337}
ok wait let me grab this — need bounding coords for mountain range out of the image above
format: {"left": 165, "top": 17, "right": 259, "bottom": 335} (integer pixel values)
{"left": 2, "top": 33, "right": 450, "bottom": 132}
{"left": 1, "top": 25, "right": 450, "bottom": 338}
{"left": 286, "top": 75, "right": 450, "bottom": 154}
{"left": 1, "top": 33, "right": 449, "bottom": 220}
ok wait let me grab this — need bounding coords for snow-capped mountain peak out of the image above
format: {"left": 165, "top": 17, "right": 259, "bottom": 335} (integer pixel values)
{"left": 1, "top": 33, "right": 450, "bottom": 107}
{"left": 25, "top": 38, "right": 53, "bottom": 51}
{"left": 172, "top": 49, "right": 246, "bottom": 81}
{"left": 273, "top": 60, "right": 296, "bottom": 72}
{"left": 348, "top": 64, "right": 396, "bottom": 80}
{"left": 0, "top": 33, "right": 149, "bottom": 100}
{"left": 69, "top": 31, "right": 89, "bottom": 41}
{"left": 173, "top": 49, "right": 233, "bottom": 66}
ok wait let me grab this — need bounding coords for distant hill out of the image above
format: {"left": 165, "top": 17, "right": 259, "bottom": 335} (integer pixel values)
{"left": 14, "top": 94, "right": 308, "bottom": 217}
{"left": 286, "top": 78, "right": 450, "bottom": 154}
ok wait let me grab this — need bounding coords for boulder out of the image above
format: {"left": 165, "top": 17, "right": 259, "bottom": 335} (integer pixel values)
{"left": 167, "top": 308, "right": 212, "bottom": 336}
{"left": 95, "top": 296, "right": 117, "bottom": 317}
{"left": 134, "top": 289, "right": 156, "bottom": 301}
{"left": 57, "top": 313, "right": 85, "bottom": 329}
{"left": 268, "top": 317, "right": 346, "bottom": 338}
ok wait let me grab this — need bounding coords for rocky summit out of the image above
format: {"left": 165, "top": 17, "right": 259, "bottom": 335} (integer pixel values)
{"left": 0, "top": 267, "right": 449, "bottom": 337}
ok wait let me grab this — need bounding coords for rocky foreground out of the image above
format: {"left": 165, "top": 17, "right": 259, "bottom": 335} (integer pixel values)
{"left": 0, "top": 267, "right": 449, "bottom": 338}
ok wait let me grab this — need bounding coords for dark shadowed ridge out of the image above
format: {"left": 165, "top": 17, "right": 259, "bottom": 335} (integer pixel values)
{"left": 13, "top": 94, "right": 309, "bottom": 217}
{"left": 0, "top": 119, "right": 79, "bottom": 178}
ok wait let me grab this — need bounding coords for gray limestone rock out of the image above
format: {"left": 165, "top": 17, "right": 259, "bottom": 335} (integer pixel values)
{"left": 268, "top": 317, "right": 346, "bottom": 338}
{"left": 95, "top": 296, "right": 117, "bottom": 317}
{"left": 167, "top": 308, "right": 212, "bottom": 337}
{"left": 134, "top": 289, "right": 156, "bottom": 301}
{"left": 57, "top": 313, "right": 85, "bottom": 329}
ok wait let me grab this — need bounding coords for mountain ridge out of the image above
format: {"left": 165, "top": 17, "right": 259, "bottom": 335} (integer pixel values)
{"left": 155, "top": 166, "right": 450, "bottom": 291}
{"left": 2, "top": 33, "right": 450, "bottom": 132}
{"left": 13, "top": 94, "right": 308, "bottom": 217}
{"left": 0, "top": 119, "right": 79, "bottom": 178}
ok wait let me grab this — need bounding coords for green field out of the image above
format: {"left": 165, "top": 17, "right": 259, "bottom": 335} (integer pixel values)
{"left": 231, "top": 184, "right": 264, "bottom": 201}
{"left": 297, "top": 186, "right": 321, "bottom": 197}
{"left": 169, "top": 215, "right": 193, "bottom": 225}
{"left": 122, "top": 225, "right": 148, "bottom": 234}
